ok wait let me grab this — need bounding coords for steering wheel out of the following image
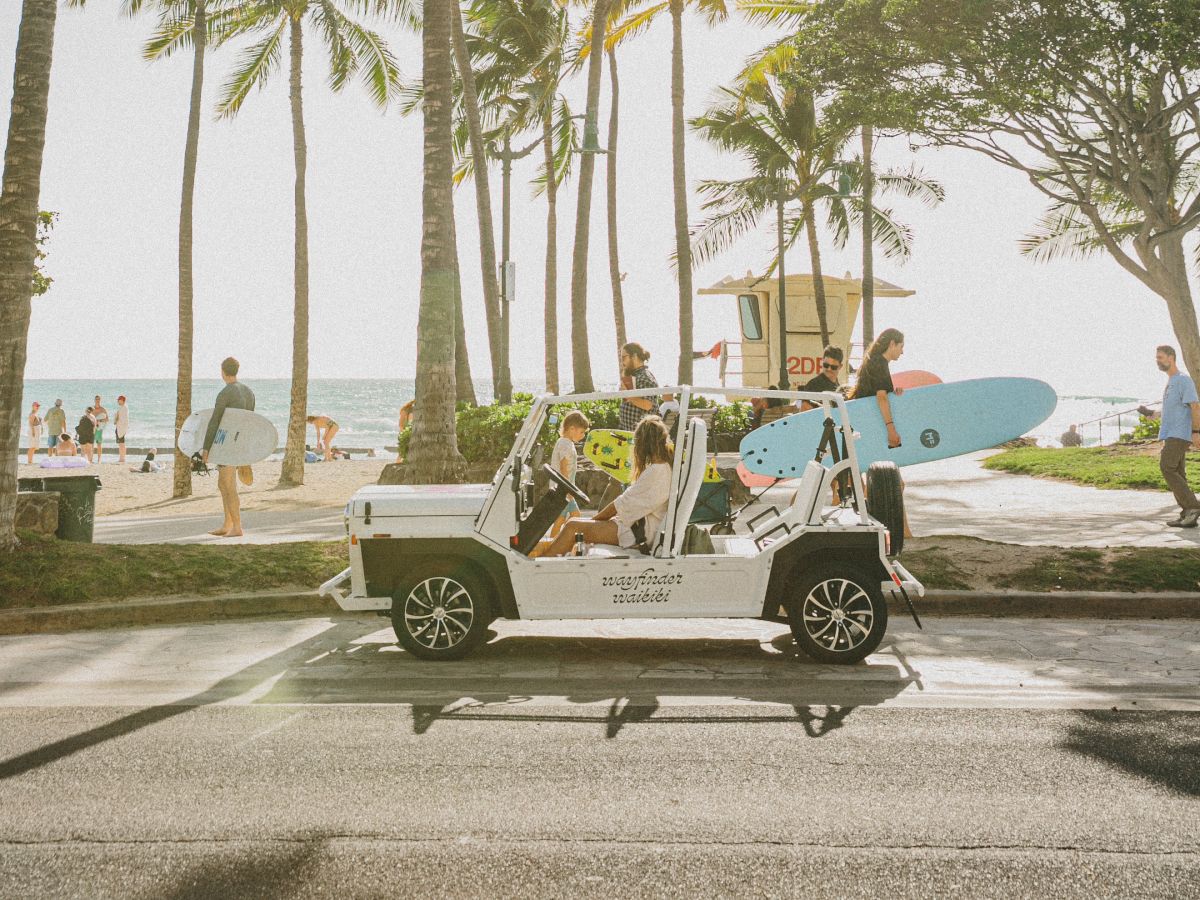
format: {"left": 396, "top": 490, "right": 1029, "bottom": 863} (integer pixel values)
{"left": 543, "top": 464, "right": 591, "bottom": 507}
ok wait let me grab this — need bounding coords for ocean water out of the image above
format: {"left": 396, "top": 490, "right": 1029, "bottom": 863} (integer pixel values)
{"left": 16, "top": 378, "right": 1149, "bottom": 452}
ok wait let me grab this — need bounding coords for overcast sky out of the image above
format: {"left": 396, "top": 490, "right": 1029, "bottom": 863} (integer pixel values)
{"left": 1, "top": 4, "right": 1192, "bottom": 400}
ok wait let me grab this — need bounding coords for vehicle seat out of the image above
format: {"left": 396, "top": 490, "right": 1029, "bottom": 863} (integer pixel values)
{"left": 660, "top": 417, "right": 708, "bottom": 557}
{"left": 748, "top": 459, "right": 826, "bottom": 542}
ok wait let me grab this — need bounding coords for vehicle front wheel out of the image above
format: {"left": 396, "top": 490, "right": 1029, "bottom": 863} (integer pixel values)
{"left": 391, "top": 566, "right": 492, "bottom": 661}
{"left": 785, "top": 564, "right": 888, "bottom": 664}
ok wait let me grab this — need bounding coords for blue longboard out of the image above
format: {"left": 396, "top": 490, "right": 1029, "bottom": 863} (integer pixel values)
{"left": 740, "top": 377, "right": 1056, "bottom": 475}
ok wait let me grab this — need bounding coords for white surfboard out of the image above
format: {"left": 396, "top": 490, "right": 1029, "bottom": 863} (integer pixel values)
{"left": 177, "top": 408, "right": 278, "bottom": 466}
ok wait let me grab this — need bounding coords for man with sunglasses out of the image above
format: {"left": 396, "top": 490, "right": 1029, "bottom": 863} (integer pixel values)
{"left": 796, "top": 346, "right": 845, "bottom": 410}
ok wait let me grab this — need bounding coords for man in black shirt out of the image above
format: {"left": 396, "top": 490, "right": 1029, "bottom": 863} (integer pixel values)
{"left": 797, "top": 345, "right": 844, "bottom": 411}
{"left": 203, "top": 357, "right": 256, "bottom": 537}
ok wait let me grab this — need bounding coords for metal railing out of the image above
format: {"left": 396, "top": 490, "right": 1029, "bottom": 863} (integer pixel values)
{"left": 1077, "top": 401, "right": 1160, "bottom": 445}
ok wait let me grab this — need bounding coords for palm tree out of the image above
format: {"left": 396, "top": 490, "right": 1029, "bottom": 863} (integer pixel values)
{"left": 128, "top": 0, "right": 225, "bottom": 499}
{"left": 860, "top": 123, "right": 874, "bottom": 345}
{"left": 604, "top": 0, "right": 728, "bottom": 383}
{"left": 605, "top": 47, "right": 626, "bottom": 368}
{"left": 0, "top": 0, "right": 58, "bottom": 549}
{"left": 468, "top": 0, "right": 578, "bottom": 394}
{"left": 406, "top": 0, "right": 467, "bottom": 482}
{"left": 449, "top": 0, "right": 505, "bottom": 403}
{"left": 216, "top": 0, "right": 402, "bottom": 486}
{"left": 690, "top": 77, "right": 943, "bottom": 347}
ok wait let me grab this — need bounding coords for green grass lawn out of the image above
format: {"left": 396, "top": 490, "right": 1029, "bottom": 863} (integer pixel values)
{"left": 903, "top": 536, "right": 1200, "bottom": 593}
{"left": 0, "top": 533, "right": 348, "bottom": 609}
{"left": 983, "top": 445, "right": 1200, "bottom": 492}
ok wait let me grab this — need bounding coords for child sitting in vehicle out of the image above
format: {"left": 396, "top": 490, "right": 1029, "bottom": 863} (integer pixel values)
{"left": 549, "top": 410, "right": 590, "bottom": 537}
{"left": 536, "top": 416, "right": 674, "bottom": 557}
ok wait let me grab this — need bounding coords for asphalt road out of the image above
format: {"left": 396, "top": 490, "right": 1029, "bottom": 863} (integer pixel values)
{"left": 1, "top": 616, "right": 1197, "bottom": 898}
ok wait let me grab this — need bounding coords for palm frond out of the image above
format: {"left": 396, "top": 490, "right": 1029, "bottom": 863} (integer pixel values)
{"left": 216, "top": 15, "right": 287, "bottom": 118}
{"left": 340, "top": 15, "right": 403, "bottom": 106}
{"left": 596, "top": 1, "right": 668, "bottom": 54}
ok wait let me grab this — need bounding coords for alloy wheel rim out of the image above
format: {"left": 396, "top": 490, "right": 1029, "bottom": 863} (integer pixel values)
{"left": 405, "top": 576, "right": 474, "bottom": 650}
{"left": 802, "top": 578, "right": 874, "bottom": 653}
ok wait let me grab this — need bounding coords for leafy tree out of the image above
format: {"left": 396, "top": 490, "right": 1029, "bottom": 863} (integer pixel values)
{"left": 766, "top": 0, "right": 1200, "bottom": 379}
{"left": 215, "top": 0, "right": 402, "bottom": 486}
{"left": 31, "top": 210, "right": 57, "bottom": 296}
{"left": 0, "top": 0, "right": 58, "bottom": 550}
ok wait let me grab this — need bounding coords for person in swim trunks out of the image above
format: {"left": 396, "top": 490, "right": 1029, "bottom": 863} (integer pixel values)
{"left": 306, "top": 414, "right": 339, "bottom": 462}
{"left": 202, "top": 357, "right": 256, "bottom": 537}
{"left": 92, "top": 395, "right": 109, "bottom": 463}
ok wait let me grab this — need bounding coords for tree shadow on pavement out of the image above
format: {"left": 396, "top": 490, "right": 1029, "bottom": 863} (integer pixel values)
{"left": 1062, "top": 710, "right": 1200, "bottom": 797}
{"left": 156, "top": 841, "right": 322, "bottom": 900}
{"left": 0, "top": 619, "right": 368, "bottom": 782}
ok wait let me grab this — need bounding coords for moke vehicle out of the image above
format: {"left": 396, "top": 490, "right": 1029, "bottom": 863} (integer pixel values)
{"left": 320, "top": 386, "right": 924, "bottom": 665}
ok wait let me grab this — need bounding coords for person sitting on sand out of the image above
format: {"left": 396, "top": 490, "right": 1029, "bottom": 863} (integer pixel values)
{"left": 131, "top": 449, "right": 164, "bottom": 473}
{"left": 1060, "top": 424, "right": 1083, "bottom": 447}
{"left": 534, "top": 417, "right": 674, "bottom": 558}
{"left": 306, "top": 414, "right": 339, "bottom": 462}
{"left": 56, "top": 433, "right": 77, "bottom": 457}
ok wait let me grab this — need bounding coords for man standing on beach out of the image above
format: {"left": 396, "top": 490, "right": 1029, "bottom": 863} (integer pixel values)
{"left": 92, "top": 395, "right": 109, "bottom": 464}
{"left": 114, "top": 395, "right": 129, "bottom": 464}
{"left": 44, "top": 399, "right": 65, "bottom": 456}
{"left": 202, "top": 357, "right": 256, "bottom": 537}
{"left": 1155, "top": 345, "right": 1200, "bottom": 528}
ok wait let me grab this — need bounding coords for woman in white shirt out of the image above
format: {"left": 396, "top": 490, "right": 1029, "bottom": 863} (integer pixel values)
{"left": 537, "top": 416, "right": 674, "bottom": 557}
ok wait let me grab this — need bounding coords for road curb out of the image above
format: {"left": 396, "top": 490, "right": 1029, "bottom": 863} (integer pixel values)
{"left": 0, "top": 590, "right": 342, "bottom": 636}
{"left": 1, "top": 587, "right": 1198, "bottom": 636}
{"left": 898, "top": 589, "right": 1200, "bottom": 619}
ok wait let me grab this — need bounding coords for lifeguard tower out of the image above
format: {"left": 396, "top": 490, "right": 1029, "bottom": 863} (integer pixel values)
{"left": 698, "top": 273, "right": 915, "bottom": 389}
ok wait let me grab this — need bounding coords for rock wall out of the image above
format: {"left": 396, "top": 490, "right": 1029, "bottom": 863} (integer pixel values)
{"left": 15, "top": 492, "right": 59, "bottom": 537}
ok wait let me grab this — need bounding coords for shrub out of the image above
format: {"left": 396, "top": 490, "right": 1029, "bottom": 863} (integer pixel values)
{"left": 710, "top": 401, "right": 752, "bottom": 435}
{"left": 1121, "top": 414, "right": 1160, "bottom": 442}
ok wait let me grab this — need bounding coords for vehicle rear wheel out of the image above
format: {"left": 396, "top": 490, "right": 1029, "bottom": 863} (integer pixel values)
{"left": 786, "top": 564, "right": 888, "bottom": 664}
{"left": 866, "top": 461, "right": 904, "bottom": 556}
{"left": 391, "top": 565, "right": 491, "bottom": 661}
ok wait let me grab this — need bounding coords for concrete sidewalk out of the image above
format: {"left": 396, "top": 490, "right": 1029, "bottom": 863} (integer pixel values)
{"left": 92, "top": 451, "right": 1198, "bottom": 548}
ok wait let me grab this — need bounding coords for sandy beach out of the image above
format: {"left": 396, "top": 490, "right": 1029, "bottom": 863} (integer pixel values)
{"left": 18, "top": 457, "right": 391, "bottom": 518}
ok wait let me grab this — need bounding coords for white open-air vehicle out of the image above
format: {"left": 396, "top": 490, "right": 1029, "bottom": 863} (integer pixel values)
{"left": 320, "top": 386, "right": 924, "bottom": 665}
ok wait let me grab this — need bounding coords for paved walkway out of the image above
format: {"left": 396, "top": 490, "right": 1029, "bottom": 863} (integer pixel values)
{"left": 93, "top": 451, "right": 1197, "bottom": 549}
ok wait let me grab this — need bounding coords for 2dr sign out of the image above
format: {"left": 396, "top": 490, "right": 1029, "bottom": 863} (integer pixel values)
{"left": 786, "top": 356, "right": 823, "bottom": 376}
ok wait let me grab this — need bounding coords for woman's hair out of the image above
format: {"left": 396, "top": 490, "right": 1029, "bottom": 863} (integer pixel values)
{"left": 560, "top": 410, "right": 590, "bottom": 434}
{"left": 631, "top": 416, "right": 673, "bottom": 480}
{"left": 864, "top": 328, "right": 904, "bottom": 359}
{"left": 622, "top": 342, "right": 650, "bottom": 363}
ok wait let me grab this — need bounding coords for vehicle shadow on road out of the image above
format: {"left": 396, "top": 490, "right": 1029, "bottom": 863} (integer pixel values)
{"left": 259, "top": 626, "right": 922, "bottom": 739}
{"left": 1062, "top": 710, "right": 1200, "bottom": 797}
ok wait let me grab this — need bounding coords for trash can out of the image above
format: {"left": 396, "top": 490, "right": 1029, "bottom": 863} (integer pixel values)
{"left": 17, "top": 475, "right": 102, "bottom": 542}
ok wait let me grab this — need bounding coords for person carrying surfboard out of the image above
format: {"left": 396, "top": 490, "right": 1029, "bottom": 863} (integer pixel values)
{"left": 618, "top": 342, "right": 659, "bottom": 431}
{"left": 851, "top": 329, "right": 905, "bottom": 449}
{"left": 202, "top": 357, "right": 257, "bottom": 537}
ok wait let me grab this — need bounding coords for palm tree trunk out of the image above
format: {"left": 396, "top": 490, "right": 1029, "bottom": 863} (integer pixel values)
{"left": 405, "top": 0, "right": 466, "bottom": 483}
{"left": 0, "top": 0, "right": 57, "bottom": 549}
{"left": 776, "top": 188, "right": 789, "bottom": 388}
{"left": 605, "top": 48, "right": 627, "bottom": 374}
{"left": 669, "top": 0, "right": 693, "bottom": 384}
{"left": 279, "top": 16, "right": 309, "bottom": 487}
{"left": 172, "top": 0, "right": 206, "bottom": 500}
{"left": 449, "top": 0, "right": 505, "bottom": 402}
{"left": 542, "top": 110, "right": 559, "bottom": 393}
{"left": 803, "top": 198, "right": 830, "bottom": 348}
{"left": 860, "top": 123, "right": 875, "bottom": 349}
{"left": 450, "top": 212, "right": 476, "bottom": 405}
{"left": 567, "top": 0, "right": 612, "bottom": 393}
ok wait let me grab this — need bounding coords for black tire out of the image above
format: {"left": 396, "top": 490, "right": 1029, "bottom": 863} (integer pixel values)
{"left": 391, "top": 564, "right": 492, "bottom": 661}
{"left": 866, "top": 461, "right": 904, "bottom": 556}
{"left": 785, "top": 563, "right": 888, "bottom": 664}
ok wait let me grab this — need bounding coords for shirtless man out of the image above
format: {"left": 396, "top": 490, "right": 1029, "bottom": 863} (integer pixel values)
{"left": 92, "top": 395, "right": 109, "bottom": 463}
{"left": 306, "top": 414, "right": 339, "bottom": 462}
{"left": 202, "top": 357, "right": 256, "bottom": 537}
